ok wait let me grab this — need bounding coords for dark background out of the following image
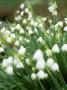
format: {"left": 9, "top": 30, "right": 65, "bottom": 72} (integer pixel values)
{"left": 28, "top": 0, "right": 67, "bottom": 18}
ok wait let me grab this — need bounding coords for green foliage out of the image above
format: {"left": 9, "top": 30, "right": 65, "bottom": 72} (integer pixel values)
{"left": 0, "top": 0, "right": 67, "bottom": 90}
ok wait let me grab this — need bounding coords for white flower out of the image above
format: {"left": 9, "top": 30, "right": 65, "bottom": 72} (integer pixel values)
{"left": 30, "top": 20, "right": 34, "bottom": 25}
{"left": 11, "top": 33, "right": 16, "bottom": 39}
{"left": 64, "top": 26, "right": 67, "bottom": 31}
{"left": 15, "top": 15, "right": 22, "bottom": 21}
{"left": 31, "top": 73, "right": 36, "bottom": 80}
{"left": 20, "top": 11, "right": 24, "bottom": 16}
{"left": 64, "top": 18, "right": 67, "bottom": 21}
{"left": 0, "top": 21, "right": 2, "bottom": 25}
{"left": 5, "top": 65, "right": 14, "bottom": 75}
{"left": 26, "top": 26, "right": 31, "bottom": 30}
{"left": 55, "top": 21, "right": 63, "bottom": 28}
{"left": 37, "top": 70, "right": 48, "bottom": 79}
{"left": 51, "top": 63, "right": 59, "bottom": 71}
{"left": 42, "top": 17, "right": 47, "bottom": 22}
{"left": 37, "top": 37, "right": 45, "bottom": 45}
{"left": 18, "top": 46, "right": 26, "bottom": 55}
{"left": 23, "top": 19, "right": 27, "bottom": 24}
{"left": 33, "top": 22, "right": 38, "bottom": 27}
{"left": 19, "top": 37, "right": 23, "bottom": 41}
{"left": 46, "top": 30, "right": 50, "bottom": 34}
{"left": 34, "top": 28, "right": 38, "bottom": 34}
{"left": 36, "top": 60, "right": 45, "bottom": 70}
{"left": 7, "top": 57, "right": 13, "bottom": 65}
{"left": 64, "top": 21, "right": 67, "bottom": 24}
{"left": 58, "top": 21, "right": 63, "bottom": 27}
{"left": 17, "top": 62, "right": 24, "bottom": 68}
{"left": 16, "top": 10, "right": 20, "bottom": 14}
{"left": 2, "top": 57, "right": 13, "bottom": 68}
{"left": 46, "top": 58, "right": 54, "bottom": 68}
{"left": 64, "top": 18, "right": 67, "bottom": 24}
{"left": 10, "top": 27, "right": 15, "bottom": 32}
{"left": 52, "top": 44, "right": 59, "bottom": 53}
{"left": 48, "top": 19, "right": 52, "bottom": 24}
{"left": 46, "top": 49, "right": 52, "bottom": 57}
{"left": 14, "top": 40, "right": 20, "bottom": 46}
{"left": 52, "top": 10, "right": 57, "bottom": 16}
{"left": 0, "top": 27, "right": 5, "bottom": 33}
{"left": 20, "top": 4, "right": 24, "bottom": 9}
{"left": 13, "top": 58, "right": 24, "bottom": 68}
{"left": 61, "top": 44, "right": 67, "bottom": 52}
{"left": 39, "top": 23, "right": 43, "bottom": 28}
{"left": 28, "top": 13, "right": 32, "bottom": 21}
{"left": 48, "top": 2, "right": 57, "bottom": 14}
{"left": 0, "top": 47, "right": 4, "bottom": 53}
{"left": 6, "top": 37, "right": 12, "bottom": 43}
{"left": 33, "top": 49, "right": 44, "bottom": 61}
{"left": 5, "top": 30, "right": 11, "bottom": 35}
{"left": 25, "top": 58, "right": 30, "bottom": 65}
{"left": 25, "top": 38, "right": 30, "bottom": 43}
{"left": 25, "top": 8, "right": 29, "bottom": 13}
{"left": 15, "top": 24, "right": 21, "bottom": 30}
{"left": 30, "top": 20, "right": 38, "bottom": 27}
{"left": 2, "top": 59, "right": 8, "bottom": 68}
{"left": 4, "top": 30, "right": 11, "bottom": 38}
{"left": 28, "top": 29, "right": 33, "bottom": 35}
{"left": 28, "top": 12, "right": 32, "bottom": 16}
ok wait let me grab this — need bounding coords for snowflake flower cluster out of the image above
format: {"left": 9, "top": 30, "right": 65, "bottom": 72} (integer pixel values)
{"left": 0, "top": 2, "right": 67, "bottom": 83}
{"left": 48, "top": 1, "right": 57, "bottom": 16}
{"left": 31, "top": 49, "right": 59, "bottom": 80}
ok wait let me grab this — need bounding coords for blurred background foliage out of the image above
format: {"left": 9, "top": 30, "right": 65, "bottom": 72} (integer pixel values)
{"left": 26, "top": 0, "right": 67, "bottom": 18}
